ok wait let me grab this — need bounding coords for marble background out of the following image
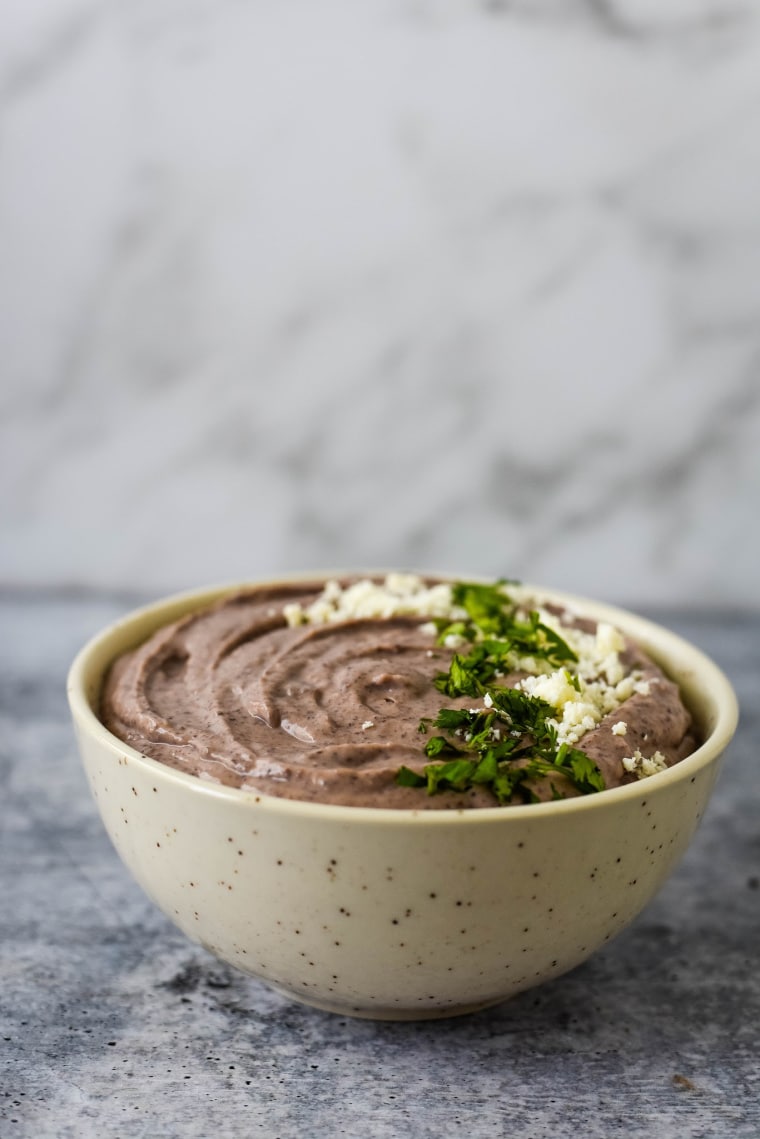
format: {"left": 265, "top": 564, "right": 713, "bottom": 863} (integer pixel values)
{"left": 3, "top": 0, "right": 760, "bottom": 608}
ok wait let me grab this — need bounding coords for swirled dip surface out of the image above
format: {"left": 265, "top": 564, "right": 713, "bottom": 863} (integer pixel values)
{"left": 101, "top": 580, "right": 698, "bottom": 808}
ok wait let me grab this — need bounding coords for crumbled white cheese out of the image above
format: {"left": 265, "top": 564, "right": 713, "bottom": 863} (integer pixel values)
{"left": 612, "top": 721, "right": 628, "bottom": 736}
{"left": 361, "top": 720, "right": 375, "bottom": 730}
{"left": 622, "top": 749, "right": 669, "bottom": 779}
{"left": 443, "top": 633, "right": 465, "bottom": 649}
{"left": 483, "top": 692, "right": 493, "bottom": 708}
{"left": 596, "top": 622, "right": 625, "bottom": 658}
{"left": 512, "top": 605, "right": 656, "bottom": 747}
{"left": 284, "top": 575, "right": 460, "bottom": 627}
{"left": 519, "top": 670, "right": 579, "bottom": 711}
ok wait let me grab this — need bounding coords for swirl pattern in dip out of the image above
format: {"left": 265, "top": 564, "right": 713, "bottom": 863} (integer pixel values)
{"left": 100, "top": 577, "right": 698, "bottom": 808}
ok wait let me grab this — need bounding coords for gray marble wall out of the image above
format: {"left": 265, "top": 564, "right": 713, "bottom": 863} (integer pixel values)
{"left": 3, "top": 0, "right": 760, "bottom": 607}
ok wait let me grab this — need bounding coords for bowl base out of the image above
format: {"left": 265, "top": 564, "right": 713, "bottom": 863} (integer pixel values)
{"left": 266, "top": 982, "right": 507, "bottom": 1021}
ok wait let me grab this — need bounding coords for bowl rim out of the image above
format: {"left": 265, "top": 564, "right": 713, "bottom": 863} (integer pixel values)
{"left": 67, "top": 572, "right": 739, "bottom": 827}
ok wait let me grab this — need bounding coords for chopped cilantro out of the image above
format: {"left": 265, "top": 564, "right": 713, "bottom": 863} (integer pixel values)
{"left": 395, "top": 765, "right": 426, "bottom": 788}
{"left": 393, "top": 576, "right": 605, "bottom": 806}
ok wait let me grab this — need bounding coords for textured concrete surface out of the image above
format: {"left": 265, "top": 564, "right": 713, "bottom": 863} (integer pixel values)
{"left": 1, "top": 591, "right": 758, "bottom": 1138}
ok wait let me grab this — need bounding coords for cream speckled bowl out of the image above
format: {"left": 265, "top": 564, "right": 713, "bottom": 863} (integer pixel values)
{"left": 67, "top": 576, "right": 738, "bottom": 1020}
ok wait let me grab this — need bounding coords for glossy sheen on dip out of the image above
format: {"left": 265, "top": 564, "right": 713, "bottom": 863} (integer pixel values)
{"left": 100, "top": 579, "right": 699, "bottom": 809}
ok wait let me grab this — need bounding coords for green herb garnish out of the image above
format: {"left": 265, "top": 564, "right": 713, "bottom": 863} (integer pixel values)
{"left": 395, "top": 577, "right": 604, "bottom": 805}
{"left": 434, "top": 580, "right": 577, "bottom": 669}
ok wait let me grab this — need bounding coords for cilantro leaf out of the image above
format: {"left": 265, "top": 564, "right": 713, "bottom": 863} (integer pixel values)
{"left": 424, "top": 735, "right": 463, "bottom": 759}
{"left": 562, "top": 747, "right": 606, "bottom": 794}
{"left": 432, "top": 708, "right": 473, "bottom": 732}
{"left": 424, "top": 759, "right": 477, "bottom": 794}
{"left": 434, "top": 653, "right": 484, "bottom": 698}
{"left": 395, "top": 766, "right": 426, "bottom": 788}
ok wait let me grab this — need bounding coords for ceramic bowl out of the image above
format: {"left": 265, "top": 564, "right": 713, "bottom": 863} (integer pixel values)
{"left": 67, "top": 576, "right": 738, "bottom": 1020}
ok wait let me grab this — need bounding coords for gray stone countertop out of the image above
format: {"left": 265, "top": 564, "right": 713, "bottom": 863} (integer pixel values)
{"left": 1, "top": 591, "right": 758, "bottom": 1139}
